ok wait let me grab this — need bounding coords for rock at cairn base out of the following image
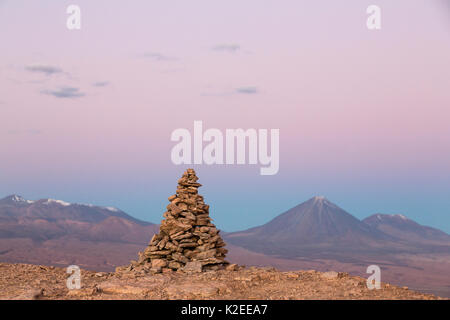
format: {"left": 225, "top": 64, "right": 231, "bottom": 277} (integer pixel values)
{"left": 130, "top": 169, "right": 228, "bottom": 273}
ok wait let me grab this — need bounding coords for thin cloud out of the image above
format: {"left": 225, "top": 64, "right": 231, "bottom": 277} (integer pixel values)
{"left": 212, "top": 44, "right": 240, "bottom": 53}
{"left": 142, "top": 52, "right": 176, "bottom": 61}
{"left": 27, "top": 129, "right": 42, "bottom": 135}
{"left": 201, "top": 85, "right": 260, "bottom": 97}
{"left": 41, "top": 87, "right": 85, "bottom": 99}
{"left": 25, "top": 65, "right": 63, "bottom": 76}
{"left": 92, "top": 81, "right": 110, "bottom": 87}
{"left": 235, "top": 86, "right": 258, "bottom": 94}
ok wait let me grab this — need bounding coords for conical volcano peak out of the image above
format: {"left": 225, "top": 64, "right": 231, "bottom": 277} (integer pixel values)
{"left": 309, "top": 195, "right": 336, "bottom": 208}
{"left": 227, "top": 196, "right": 384, "bottom": 248}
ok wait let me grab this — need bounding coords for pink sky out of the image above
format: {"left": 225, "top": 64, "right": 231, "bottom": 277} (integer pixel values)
{"left": 1, "top": 0, "right": 449, "bottom": 231}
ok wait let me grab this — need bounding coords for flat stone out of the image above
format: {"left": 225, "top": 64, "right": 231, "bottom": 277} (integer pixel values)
{"left": 151, "top": 259, "right": 167, "bottom": 269}
{"left": 180, "top": 211, "right": 196, "bottom": 220}
{"left": 160, "top": 219, "right": 192, "bottom": 235}
{"left": 321, "top": 271, "right": 339, "bottom": 280}
{"left": 194, "top": 249, "right": 217, "bottom": 260}
{"left": 171, "top": 232, "right": 193, "bottom": 241}
{"left": 226, "top": 264, "right": 238, "bottom": 271}
{"left": 171, "top": 252, "right": 188, "bottom": 264}
{"left": 67, "top": 287, "right": 99, "bottom": 297}
{"left": 183, "top": 261, "right": 203, "bottom": 273}
{"left": 149, "top": 250, "right": 171, "bottom": 256}
{"left": 164, "top": 283, "right": 220, "bottom": 299}
{"left": 168, "top": 261, "right": 182, "bottom": 269}
{"left": 98, "top": 280, "right": 159, "bottom": 296}
{"left": 167, "top": 203, "right": 182, "bottom": 215}
{"left": 179, "top": 242, "right": 197, "bottom": 248}
{"left": 285, "top": 272, "right": 300, "bottom": 279}
{"left": 195, "top": 218, "right": 209, "bottom": 226}
{"left": 198, "top": 257, "right": 224, "bottom": 266}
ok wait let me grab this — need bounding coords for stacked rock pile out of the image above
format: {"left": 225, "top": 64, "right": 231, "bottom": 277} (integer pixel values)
{"left": 129, "top": 169, "right": 228, "bottom": 273}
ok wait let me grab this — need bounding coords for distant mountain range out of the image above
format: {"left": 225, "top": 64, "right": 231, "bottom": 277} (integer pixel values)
{"left": 0, "top": 195, "right": 158, "bottom": 270}
{"left": 363, "top": 213, "right": 450, "bottom": 244}
{"left": 223, "top": 196, "right": 450, "bottom": 297}
{"left": 224, "top": 196, "right": 450, "bottom": 260}
{"left": 1, "top": 194, "right": 449, "bottom": 296}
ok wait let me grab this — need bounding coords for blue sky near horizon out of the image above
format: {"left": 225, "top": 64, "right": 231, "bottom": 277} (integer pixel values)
{"left": 2, "top": 164, "right": 450, "bottom": 234}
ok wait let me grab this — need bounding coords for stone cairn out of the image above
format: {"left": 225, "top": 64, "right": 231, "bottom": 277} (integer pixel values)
{"left": 129, "top": 169, "right": 228, "bottom": 273}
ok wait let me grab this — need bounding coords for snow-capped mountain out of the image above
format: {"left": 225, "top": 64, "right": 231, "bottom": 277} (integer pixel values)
{"left": 363, "top": 213, "right": 450, "bottom": 244}
{"left": 0, "top": 194, "right": 145, "bottom": 225}
{"left": 0, "top": 195, "right": 158, "bottom": 270}
{"left": 225, "top": 196, "right": 450, "bottom": 259}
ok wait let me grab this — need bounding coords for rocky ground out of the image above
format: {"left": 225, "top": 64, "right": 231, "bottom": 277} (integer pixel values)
{"left": 0, "top": 262, "right": 443, "bottom": 300}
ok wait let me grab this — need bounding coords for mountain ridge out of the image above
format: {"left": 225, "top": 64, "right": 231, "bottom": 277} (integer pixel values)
{"left": 0, "top": 194, "right": 159, "bottom": 270}
{"left": 1, "top": 194, "right": 449, "bottom": 297}
{"left": 364, "top": 213, "right": 450, "bottom": 244}
{"left": 0, "top": 194, "right": 150, "bottom": 226}
{"left": 224, "top": 196, "right": 450, "bottom": 259}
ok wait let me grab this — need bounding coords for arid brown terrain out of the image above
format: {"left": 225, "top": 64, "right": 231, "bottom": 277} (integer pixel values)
{"left": 1, "top": 193, "right": 450, "bottom": 298}
{"left": 0, "top": 262, "right": 443, "bottom": 300}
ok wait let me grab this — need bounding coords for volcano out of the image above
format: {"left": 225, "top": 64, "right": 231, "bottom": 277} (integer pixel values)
{"left": 225, "top": 196, "right": 406, "bottom": 260}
